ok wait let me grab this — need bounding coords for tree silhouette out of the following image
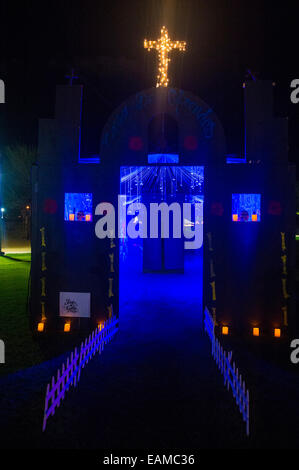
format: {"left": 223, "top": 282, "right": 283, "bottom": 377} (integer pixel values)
{"left": 0, "top": 144, "right": 37, "bottom": 216}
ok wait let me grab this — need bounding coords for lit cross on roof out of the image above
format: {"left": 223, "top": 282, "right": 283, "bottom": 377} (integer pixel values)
{"left": 144, "top": 26, "right": 186, "bottom": 88}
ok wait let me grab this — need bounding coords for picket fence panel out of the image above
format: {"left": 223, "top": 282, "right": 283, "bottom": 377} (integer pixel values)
{"left": 42, "top": 316, "right": 119, "bottom": 432}
{"left": 204, "top": 307, "right": 250, "bottom": 436}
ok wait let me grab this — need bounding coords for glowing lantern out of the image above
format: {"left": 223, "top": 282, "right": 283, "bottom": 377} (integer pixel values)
{"left": 85, "top": 214, "right": 91, "bottom": 222}
{"left": 222, "top": 326, "right": 229, "bottom": 335}
{"left": 252, "top": 213, "right": 258, "bottom": 222}
{"left": 37, "top": 322, "right": 44, "bottom": 332}
{"left": 64, "top": 322, "right": 71, "bottom": 332}
{"left": 232, "top": 214, "right": 238, "bottom": 222}
{"left": 253, "top": 327, "right": 260, "bottom": 337}
{"left": 274, "top": 328, "right": 281, "bottom": 338}
{"left": 98, "top": 321, "right": 104, "bottom": 331}
{"left": 69, "top": 213, "right": 75, "bottom": 221}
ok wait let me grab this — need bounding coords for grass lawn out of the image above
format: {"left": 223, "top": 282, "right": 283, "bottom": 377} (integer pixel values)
{"left": 0, "top": 253, "right": 90, "bottom": 377}
{"left": 0, "top": 253, "right": 43, "bottom": 376}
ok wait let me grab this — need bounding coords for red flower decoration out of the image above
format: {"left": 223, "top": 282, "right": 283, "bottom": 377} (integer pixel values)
{"left": 129, "top": 136, "right": 143, "bottom": 151}
{"left": 211, "top": 202, "right": 224, "bottom": 216}
{"left": 184, "top": 135, "right": 198, "bottom": 150}
{"left": 43, "top": 199, "right": 58, "bottom": 214}
{"left": 268, "top": 200, "right": 282, "bottom": 215}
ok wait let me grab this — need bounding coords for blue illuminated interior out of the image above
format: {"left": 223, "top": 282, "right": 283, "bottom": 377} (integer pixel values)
{"left": 232, "top": 193, "right": 261, "bottom": 222}
{"left": 119, "top": 165, "right": 204, "bottom": 324}
{"left": 120, "top": 166, "right": 204, "bottom": 201}
{"left": 64, "top": 193, "right": 93, "bottom": 222}
{"left": 148, "top": 153, "right": 179, "bottom": 164}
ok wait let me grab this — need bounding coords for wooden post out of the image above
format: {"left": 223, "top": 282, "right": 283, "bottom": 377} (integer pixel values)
{"left": 233, "top": 363, "right": 236, "bottom": 396}
{"left": 61, "top": 364, "right": 65, "bottom": 400}
{"left": 57, "top": 369, "right": 61, "bottom": 407}
{"left": 227, "top": 359, "right": 230, "bottom": 392}
{"left": 66, "top": 357, "right": 70, "bottom": 390}
{"left": 238, "top": 373, "right": 242, "bottom": 411}
{"left": 70, "top": 352, "right": 74, "bottom": 384}
{"left": 246, "top": 390, "right": 250, "bottom": 436}
{"left": 51, "top": 376, "right": 55, "bottom": 416}
{"left": 42, "top": 383, "right": 50, "bottom": 432}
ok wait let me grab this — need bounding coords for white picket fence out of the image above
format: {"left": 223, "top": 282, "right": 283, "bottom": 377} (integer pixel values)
{"left": 204, "top": 307, "right": 250, "bottom": 436}
{"left": 42, "top": 316, "right": 119, "bottom": 432}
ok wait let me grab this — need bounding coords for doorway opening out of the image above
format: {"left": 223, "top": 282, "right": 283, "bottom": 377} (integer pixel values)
{"left": 119, "top": 165, "right": 204, "bottom": 332}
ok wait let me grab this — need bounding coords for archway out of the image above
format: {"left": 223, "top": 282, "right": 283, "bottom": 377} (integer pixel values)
{"left": 119, "top": 164, "right": 204, "bottom": 327}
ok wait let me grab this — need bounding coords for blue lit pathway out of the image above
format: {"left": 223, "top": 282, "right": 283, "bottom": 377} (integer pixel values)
{"left": 36, "top": 252, "right": 249, "bottom": 448}
{"left": 0, "top": 251, "right": 249, "bottom": 448}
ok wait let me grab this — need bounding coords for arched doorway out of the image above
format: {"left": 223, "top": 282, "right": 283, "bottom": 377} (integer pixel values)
{"left": 119, "top": 164, "right": 204, "bottom": 326}
{"left": 148, "top": 113, "right": 179, "bottom": 155}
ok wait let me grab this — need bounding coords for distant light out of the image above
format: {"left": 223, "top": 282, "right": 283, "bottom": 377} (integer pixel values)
{"left": 37, "top": 322, "right": 45, "bottom": 332}
{"left": 69, "top": 214, "right": 75, "bottom": 221}
{"left": 98, "top": 321, "right": 104, "bottom": 331}
{"left": 222, "top": 326, "right": 229, "bottom": 335}
{"left": 253, "top": 327, "right": 260, "bottom": 337}
{"left": 0, "top": 208, "right": 4, "bottom": 212}
{"left": 274, "top": 328, "right": 281, "bottom": 338}
{"left": 252, "top": 214, "right": 258, "bottom": 222}
{"left": 26, "top": 205, "right": 30, "bottom": 210}
{"left": 232, "top": 214, "right": 238, "bottom": 222}
{"left": 85, "top": 214, "right": 91, "bottom": 222}
{"left": 64, "top": 322, "right": 71, "bottom": 332}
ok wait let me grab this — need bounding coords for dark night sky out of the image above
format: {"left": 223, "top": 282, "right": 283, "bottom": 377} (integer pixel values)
{"left": 0, "top": 0, "right": 298, "bottom": 165}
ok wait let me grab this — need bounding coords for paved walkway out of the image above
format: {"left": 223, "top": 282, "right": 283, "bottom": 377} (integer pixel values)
{"left": 0, "top": 253, "right": 249, "bottom": 449}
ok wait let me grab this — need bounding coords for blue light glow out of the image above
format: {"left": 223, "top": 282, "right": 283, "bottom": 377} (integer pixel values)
{"left": 78, "top": 156, "right": 100, "bottom": 164}
{"left": 119, "top": 166, "right": 204, "bottom": 261}
{"left": 148, "top": 153, "right": 179, "bottom": 164}
{"left": 119, "top": 165, "right": 204, "bottom": 326}
{"left": 232, "top": 193, "right": 261, "bottom": 222}
{"left": 64, "top": 193, "right": 93, "bottom": 222}
{"left": 226, "top": 155, "right": 247, "bottom": 164}
{"left": 120, "top": 166, "right": 204, "bottom": 202}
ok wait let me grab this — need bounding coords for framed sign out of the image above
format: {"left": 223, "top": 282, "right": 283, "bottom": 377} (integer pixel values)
{"left": 59, "top": 292, "right": 91, "bottom": 318}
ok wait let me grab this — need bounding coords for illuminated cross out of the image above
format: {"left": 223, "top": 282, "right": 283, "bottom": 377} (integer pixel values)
{"left": 144, "top": 26, "right": 186, "bottom": 88}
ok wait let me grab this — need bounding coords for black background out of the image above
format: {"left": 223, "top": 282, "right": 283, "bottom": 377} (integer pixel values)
{"left": 0, "top": 0, "right": 298, "bottom": 169}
